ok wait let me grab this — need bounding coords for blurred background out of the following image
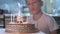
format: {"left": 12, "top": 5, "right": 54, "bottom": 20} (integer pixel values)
{"left": 0, "top": 0, "right": 60, "bottom": 34}
{"left": 0, "top": 0, "right": 60, "bottom": 16}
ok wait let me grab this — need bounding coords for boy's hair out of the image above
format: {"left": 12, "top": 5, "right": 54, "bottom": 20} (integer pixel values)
{"left": 25, "top": 0, "right": 42, "bottom": 2}
{"left": 25, "top": 0, "right": 43, "bottom": 7}
{"left": 25, "top": 0, "right": 43, "bottom": 4}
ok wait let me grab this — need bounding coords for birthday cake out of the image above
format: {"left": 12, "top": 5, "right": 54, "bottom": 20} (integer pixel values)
{"left": 5, "top": 22, "right": 39, "bottom": 33}
{"left": 5, "top": 14, "right": 39, "bottom": 33}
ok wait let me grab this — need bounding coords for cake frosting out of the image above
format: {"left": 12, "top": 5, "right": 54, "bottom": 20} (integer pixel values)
{"left": 5, "top": 22, "right": 39, "bottom": 33}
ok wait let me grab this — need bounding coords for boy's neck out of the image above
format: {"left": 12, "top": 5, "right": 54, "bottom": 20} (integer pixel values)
{"left": 33, "top": 12, "right": 43, "bottom": 20}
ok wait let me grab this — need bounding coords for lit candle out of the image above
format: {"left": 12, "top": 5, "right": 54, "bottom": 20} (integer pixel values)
{"left": 23, "top": 16, "right": 28, "bottom": 24}
{"left": 11, "top": 14, "right": 12, "bottom": 22}
{"left": 26, "top": 16, "right": 29, "bottom": 24}
{"left": 13, "top": 15, "right": 14, "bottom": 22}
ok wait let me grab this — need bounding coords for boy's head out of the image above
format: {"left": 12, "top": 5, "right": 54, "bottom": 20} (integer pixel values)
{"left": 25, "top": 0, "right": 43, "bottom": 15}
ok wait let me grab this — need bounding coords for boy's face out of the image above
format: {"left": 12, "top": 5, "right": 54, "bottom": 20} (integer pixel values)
{"left": 26, "top": 0, "right": 43, "bottom": 15}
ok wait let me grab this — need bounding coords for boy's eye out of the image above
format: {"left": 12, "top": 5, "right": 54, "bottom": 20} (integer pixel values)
{"left": 27, "top": 2, "right": 38, "bottom": 5}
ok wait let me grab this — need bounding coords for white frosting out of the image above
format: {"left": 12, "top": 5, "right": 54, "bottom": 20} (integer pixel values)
{"left": 9, "top": 22, "right": 16, "bottom": 24}
{"left": 17, "top": 14, "right": 23, "bottom": 22}
{"left": 22, "top": 22, "right": 30, "bottom": 24}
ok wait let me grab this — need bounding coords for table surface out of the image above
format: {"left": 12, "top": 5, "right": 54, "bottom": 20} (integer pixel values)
{"left": 0, "top": 28, "right": 46, "bottom": 34}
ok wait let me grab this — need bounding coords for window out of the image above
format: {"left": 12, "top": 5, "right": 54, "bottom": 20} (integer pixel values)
{"left": 43, "top": 0, "right": 60, "bottom": 16}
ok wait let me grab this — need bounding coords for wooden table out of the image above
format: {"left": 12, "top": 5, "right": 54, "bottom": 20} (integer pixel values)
{"left": 0, "top": 28, "right": 46, "bottom": 34}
